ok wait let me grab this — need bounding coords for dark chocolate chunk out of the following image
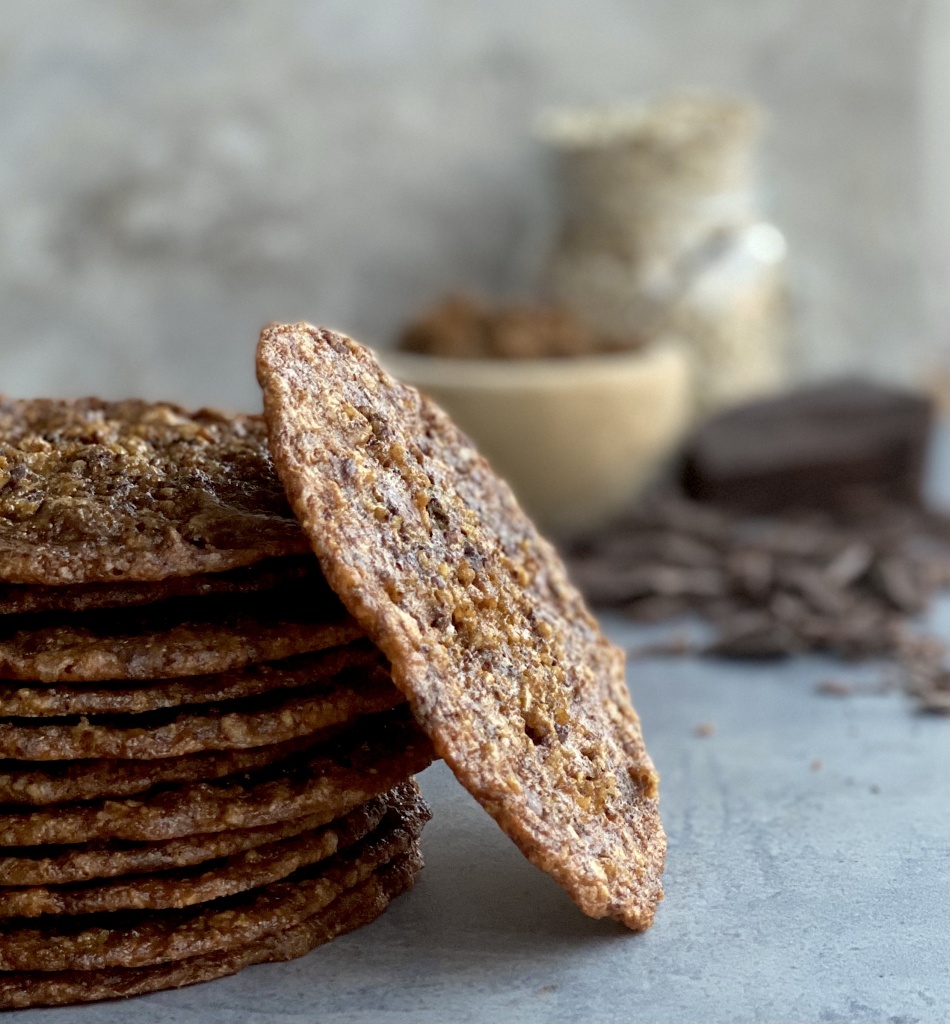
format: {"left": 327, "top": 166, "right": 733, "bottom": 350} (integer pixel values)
{"left": 683, "top": 379, "right": 934, "bottom": 512}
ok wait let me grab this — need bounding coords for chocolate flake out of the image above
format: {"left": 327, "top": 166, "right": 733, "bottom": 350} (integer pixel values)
{"left": 569, "top": 494, "right": 950, "bottom": 713}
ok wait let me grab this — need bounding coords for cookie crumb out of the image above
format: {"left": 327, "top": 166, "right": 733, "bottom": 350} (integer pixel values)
{"left": 817, "top": 679, "right": 854, "bottom": 697}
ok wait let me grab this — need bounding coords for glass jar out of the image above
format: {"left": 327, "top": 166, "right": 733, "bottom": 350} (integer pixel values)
{"left": 537, "top": 93, "right": 788, "bottom": 415}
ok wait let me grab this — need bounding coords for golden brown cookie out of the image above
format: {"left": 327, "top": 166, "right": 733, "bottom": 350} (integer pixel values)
{"left": 0, "top": 641, "right": 382, "bottom": 718}
{"left": 0, "top": 555, "right": 323, "bottom": 617}
{"left": 0, "top": 586, "right": 362, "bottom": 683}
{"left": 0, "top": 780, "right": 426, "bottom": 917}
{"left": 0, "top": 852, "right": 420, "bottom": 1009}
{"left": 0, "top": 799, "right": 424, "bottom": 972}
{"left": 0, "top": 708, "right": 433, "bottom": 846}
{"left": 258, "top": 323, "right": 665, "bottom": 930}
{"left": 0, "top": 734, "right": 322, "bottom": 805}
{"left": 0, "top": 799, "right": 390, "bottom": 888}
{"left": 0, "top": 660, "right": 402, "bottom": 761}
{"left": 0, "top": 397, "right": 311, "bottom": 585}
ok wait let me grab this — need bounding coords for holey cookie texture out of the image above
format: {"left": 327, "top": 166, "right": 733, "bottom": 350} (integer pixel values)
{"left": 257, "top": 323, "right": 666, "bottom": 930}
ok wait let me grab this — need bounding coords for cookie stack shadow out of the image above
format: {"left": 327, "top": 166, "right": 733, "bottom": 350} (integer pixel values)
{"left": 0, "top": 542, "right": 433, "bottom": 1007}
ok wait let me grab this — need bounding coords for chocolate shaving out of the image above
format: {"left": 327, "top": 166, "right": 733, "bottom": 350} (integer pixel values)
{"left": 570, "top": 494, "right": 950, "bottom": 713}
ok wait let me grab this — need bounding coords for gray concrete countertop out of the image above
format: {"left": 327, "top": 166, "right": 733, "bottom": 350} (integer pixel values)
{"left": 14, "top": 435, "right": 949, "bottom": 1024}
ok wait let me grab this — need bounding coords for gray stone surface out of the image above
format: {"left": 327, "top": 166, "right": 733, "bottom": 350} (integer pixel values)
{"left": 0, "top": 1, "right": 948, "bottom": 410}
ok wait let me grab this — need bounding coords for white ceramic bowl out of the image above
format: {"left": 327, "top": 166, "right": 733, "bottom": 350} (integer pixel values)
{"left": 381, "top": 340, "right": 693, "bottom": 538}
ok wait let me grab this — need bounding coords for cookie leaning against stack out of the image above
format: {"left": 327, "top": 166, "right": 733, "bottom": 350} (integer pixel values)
{"left": 0, "top": 398, "right": 433, "bottom": 1009}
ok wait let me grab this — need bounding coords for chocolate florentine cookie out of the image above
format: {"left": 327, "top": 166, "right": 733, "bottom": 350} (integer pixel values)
{"left": 0, "top": 555, "right": 321, "bottom": 617}
{"left": 0, "top": 781, "right": 427, "bottom": 917}
{"left": 0, "top": 709, "right": 433, "bottom": 846}
{"left": 0, "top": 791, "right": 396, "bottom": 887}
{"left": 0, "top": 734, "right": 325, "bottom": 805}
{"left": 0, "top": 853, "right": 421, "bottom": 1009}
{"left": 0, "top": 589, "right": 362, "bottom": 683}
{"left": 0, "top": 798, "right": 424, "bottom": 972}
{"left": 0, "top": 662, "right": 402, "bottom": 761}
{"left": 258, "top": 323, "right": 665, "bottom": 930}
{"left": 0, "top": 397, "right": 310, "bottom": 585}
{"left": 0, "top": 642, "right": 382, "bottom": 718}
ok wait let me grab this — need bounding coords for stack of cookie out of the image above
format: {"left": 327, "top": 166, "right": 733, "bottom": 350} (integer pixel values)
{"left": 0, "top": 398, "right": 433, "bottom": 1009}
{"left": 0, "top": 328, "right": 668, "bottom": 1009}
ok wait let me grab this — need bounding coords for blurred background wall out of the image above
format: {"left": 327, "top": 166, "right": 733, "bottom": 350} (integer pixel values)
{"left": 0, "top": 0, "right": 947, "bottom": 410}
